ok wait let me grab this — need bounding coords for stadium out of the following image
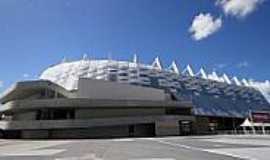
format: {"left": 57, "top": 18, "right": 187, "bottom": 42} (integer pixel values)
{"left": 0, "top": 55, "right": 270, "bottom": 139}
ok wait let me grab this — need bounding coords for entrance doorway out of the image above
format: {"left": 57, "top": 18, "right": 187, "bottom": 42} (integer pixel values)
{"left": 128, "top": 123, "right": 156, "bottom": 137}
{"left": 179, "top": 121, "right": 192, "bottom": 135}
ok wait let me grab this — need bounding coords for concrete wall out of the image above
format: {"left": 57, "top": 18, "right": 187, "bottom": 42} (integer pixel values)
{"left": 76, "top": 108, "right": 165, "bottom": 119}
{"left": 133, "top": 123, "right": 156, "bottom": 137}
{"left": 193, "top": 116, "right": 210, "bottom": 134}
{"left": 0, "top": 114, "right": 195, "bottom": 138}
{"left": 20, "top": 125, "right": 155, "bottom": 139}
{"left": 155, "top": 120, "right": 180, "bottom": 136}
{"left": 0, "top": 115, "right": 194, "bottom": 130}
{"left": 77, "top": 78, "right": 165, "bottom": 101}
{"left": 21, "top": 130, "right": 49, "bottom": 139}
{"left": 13, "top": 112, "right": 36, "bottom": 121}
{"left": 0, "top": 80, "right": 76, "bottom": 104}
{"left": 50, "top": 126, "right": 129, "bottom": 139}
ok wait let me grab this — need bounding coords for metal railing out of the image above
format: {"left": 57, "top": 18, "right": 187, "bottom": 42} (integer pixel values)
{"left": 216, "top": 130, "right": 270, "bottom": 135}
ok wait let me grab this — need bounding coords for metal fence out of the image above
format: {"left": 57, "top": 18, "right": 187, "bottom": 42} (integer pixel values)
{"left": 216, "top": 130, "right": 270, "bottom": 135}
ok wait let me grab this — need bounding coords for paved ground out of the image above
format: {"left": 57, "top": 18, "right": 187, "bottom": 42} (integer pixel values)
{"left": 0, "top": 135, "right": 269, "bottom": 160}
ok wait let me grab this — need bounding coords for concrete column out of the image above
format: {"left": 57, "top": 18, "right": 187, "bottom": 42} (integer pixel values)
{"left": 252, "top": 125, "right": 256, "bottom": 134}
{"left": 243, "top": 126, "right": 247, "bottom": 134}
{"left": 262, "top": 125, "right": 266, "bottom": 135}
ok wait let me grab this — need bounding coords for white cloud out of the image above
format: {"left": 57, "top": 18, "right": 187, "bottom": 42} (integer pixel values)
{"left": 23, "top": 73, "right": 30, "bottom": 78}
{"left": 215, "top": 63, "right": 227, "bottom": 69}
{"left": 189, "top": 13, "right": 222, "bottom": 41}
{"left": 216, "top": 0, "right": 264, "bottom": 18}
{"left": 0, "top": 80, "right": 3, "bottom": 88}
{"left": 237, "top": 61, "right": 249, "bottom": 68}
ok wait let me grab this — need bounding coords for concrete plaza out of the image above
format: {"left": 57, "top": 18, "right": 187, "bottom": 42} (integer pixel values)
{"left": 0, "top": 135, "right": 269, "bottom": 160}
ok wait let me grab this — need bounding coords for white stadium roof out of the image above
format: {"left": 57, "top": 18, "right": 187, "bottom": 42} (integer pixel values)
{"left": 39, "top": 55, "right": 270, "bottom": 103}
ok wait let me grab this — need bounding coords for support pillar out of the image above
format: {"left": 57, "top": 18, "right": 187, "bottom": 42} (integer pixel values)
{"left": 262, "top": 125, "right": 266, "bottom": 135}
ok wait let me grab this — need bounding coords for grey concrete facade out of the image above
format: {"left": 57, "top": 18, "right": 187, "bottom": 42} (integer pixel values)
{"left": 0, "top": 79, "right": 194, "bottom": 139}
{"left": 78, "top": 78, "right": 166, "bottom": 101}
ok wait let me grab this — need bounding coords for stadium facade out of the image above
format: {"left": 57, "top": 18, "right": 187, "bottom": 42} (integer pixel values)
{"left": 0, "top": 56, "right": 269, "bottom": 138}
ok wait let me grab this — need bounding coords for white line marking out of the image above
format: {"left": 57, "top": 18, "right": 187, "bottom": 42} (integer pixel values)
{"left": 0, "top": 141, "right": 70, "bottom": 156}
{"left": 55, "top": 154, "right": 103, "bottom": 160}
{"left": 149, "top": 139, "right": 251, "bottom": 160}
{"left": 203, "top": 149, "right": 255, "bottom": 160}
{"left": 204, "top": 147, "right": 270, "bottom": 160}
{"left": 151, "top": 139, "right": 197, "bottom": 150}
{"left": 111, "top": 138, "right": 135, "bottom": 142}
{"left": 201, "top": 138, "right": 270, "bottom": 146}
{"left": 129, "top": 158, "right": 175, "bottom": 160}
{"left": 213, "top": 144, "right": 223, "bottom": 147}
{"left": 2, "top": 149, "right": 66, "bottom": 156}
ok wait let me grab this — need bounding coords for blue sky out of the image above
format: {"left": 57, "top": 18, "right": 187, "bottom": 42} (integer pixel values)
{"left": 0, "top": 0, "right": 269, "bottom": 92}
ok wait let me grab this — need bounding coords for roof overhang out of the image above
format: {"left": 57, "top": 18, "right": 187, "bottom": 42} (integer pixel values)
{"left": 0, "top": 80, "right": 76, "bottom": 104}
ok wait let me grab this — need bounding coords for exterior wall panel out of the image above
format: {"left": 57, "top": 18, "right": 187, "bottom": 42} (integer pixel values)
{"left": 155, "top": 120, "right": 180, "bottom": 136}
{"left": 75, "top": 108, "right": 165, "bottom": 119}
{"left": 13, "top": 112, "right": 36, "bottom": 121}
{"left": 50, "top": 126, "right": 129, "bottom": 139}
{"left": 78, "top": 79, "right": 165, "bottom": 101}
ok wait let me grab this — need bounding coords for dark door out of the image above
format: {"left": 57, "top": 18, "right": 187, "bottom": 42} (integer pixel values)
{"left": 179, "top": 121, "right": 192, "bottom": 135}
